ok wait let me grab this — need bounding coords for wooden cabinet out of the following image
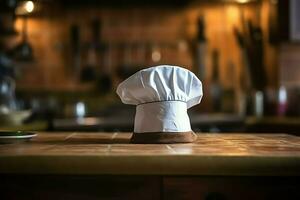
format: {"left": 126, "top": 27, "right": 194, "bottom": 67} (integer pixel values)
{"left": 0, "top": 175, "right": 161, "bottom": 200}
{"left": 1, "top": 175, "right": 299, "bottom": 200}
{"left": 163, "top": 177, "right": 300, "bottom": 200}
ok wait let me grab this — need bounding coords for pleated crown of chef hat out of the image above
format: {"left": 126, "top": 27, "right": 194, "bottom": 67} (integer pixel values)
{"left": 116, "top": 65, "right": 203, "bottom": 143}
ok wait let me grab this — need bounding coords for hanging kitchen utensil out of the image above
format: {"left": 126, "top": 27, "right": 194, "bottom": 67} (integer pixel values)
{"left": 80, "top": 19, "right": 101, "bottom": 82}
{"left": 12, "top": 15, "right": 34, "bottom": 61}
{"left": 0, "top": 0, "right": 18, "bottom": 36}
{"left": 233, "top": 26, "right": 251, "bottom": 90}
{"left": 268, "top": 0, "right": 279, "bottom": 44}
{"left": 195, "top": 15, "right": 207, "bottom": 80}
{"left": 70, "top": 24, "right": 81, "bottom": 78}
{"left": 210, "top": 49, "right": 222, "bottom": 112}
{"left": 247, "top": 20, "right": 266, "bottom": 90}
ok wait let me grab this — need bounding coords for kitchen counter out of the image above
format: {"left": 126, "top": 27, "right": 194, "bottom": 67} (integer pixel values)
{"left": 0, "top": 132, "right": 299, "bottom": 176}
{"left": 1, "top": 132, "right": 300, "bottom": 200}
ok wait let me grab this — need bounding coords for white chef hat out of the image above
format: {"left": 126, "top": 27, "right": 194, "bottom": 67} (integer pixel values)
{"left": 116, "top": 65, "right": 203, "bottom": 143}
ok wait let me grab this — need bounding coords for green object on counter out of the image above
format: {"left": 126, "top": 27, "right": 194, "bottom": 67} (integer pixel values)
{"left": 0, "top": 121, "right": 48, "bottom": 132}
{"left": 0, "top": 131, "right": 37, "bottom": 144}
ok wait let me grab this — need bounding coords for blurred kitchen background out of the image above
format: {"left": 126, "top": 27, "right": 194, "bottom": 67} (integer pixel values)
{"left": 0, "top": 0, "right": 299, "bottom": 134}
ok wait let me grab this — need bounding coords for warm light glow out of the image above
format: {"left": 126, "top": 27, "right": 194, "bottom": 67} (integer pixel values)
{"left": 151, "top": 49, "right": 161, "bottom": 63}
{"left": 226, "top": 5, "right": 240, "bottom": 25}
{"left": 25, "top": 1, "right": 34, "bottom": 13}
{"left": 178, "top": 40, "right": 188, "bottom": 52}
{"left": 15, "top": 0, "right": 35, "bottom": 15}
{"left": 236, "top": 0, "right": 250, "bottom": 3}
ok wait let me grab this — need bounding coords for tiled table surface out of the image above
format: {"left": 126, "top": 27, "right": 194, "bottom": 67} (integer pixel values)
{"left": 0, "top": 132, "right": 300, "bottom": 175}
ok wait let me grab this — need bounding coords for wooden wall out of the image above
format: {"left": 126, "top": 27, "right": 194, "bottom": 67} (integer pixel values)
{"left": 12, "top": 1, "right": 278, "bottom": 92}
{"left": 279, "top": 43, "right": 300, "bottom": 87}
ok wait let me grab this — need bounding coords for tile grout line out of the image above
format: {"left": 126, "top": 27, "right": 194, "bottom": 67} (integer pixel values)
{"left": 43, "top": 132, "right": 78, "bottom": 152}
{"left": 107, "top": 144, "right": 112, "bottom": 155}
{"left": 64, "top": 132, "right": 78, "bottom": 141}
{"left": 108, "top": 131, "right": 120, "bottom": 155}
{"left": 166, "top": 145, "right": 177, "bottom": 153}
{"left": 111, "top": 132, "right": 118, "bottom": 140}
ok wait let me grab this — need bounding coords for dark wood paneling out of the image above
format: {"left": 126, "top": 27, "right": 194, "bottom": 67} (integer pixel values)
{"left": 163, "top": 176, "right": 300, "bottom": 200}
{"left": 278, "top": 0, "right": 290, "bottom": 41}
{"left": 0, "top": 175, "right": 161, "bottom": 200}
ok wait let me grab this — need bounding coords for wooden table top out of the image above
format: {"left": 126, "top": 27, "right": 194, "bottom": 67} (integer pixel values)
{"left": 0, "top": 132, "right": 300, "bottom": 176}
